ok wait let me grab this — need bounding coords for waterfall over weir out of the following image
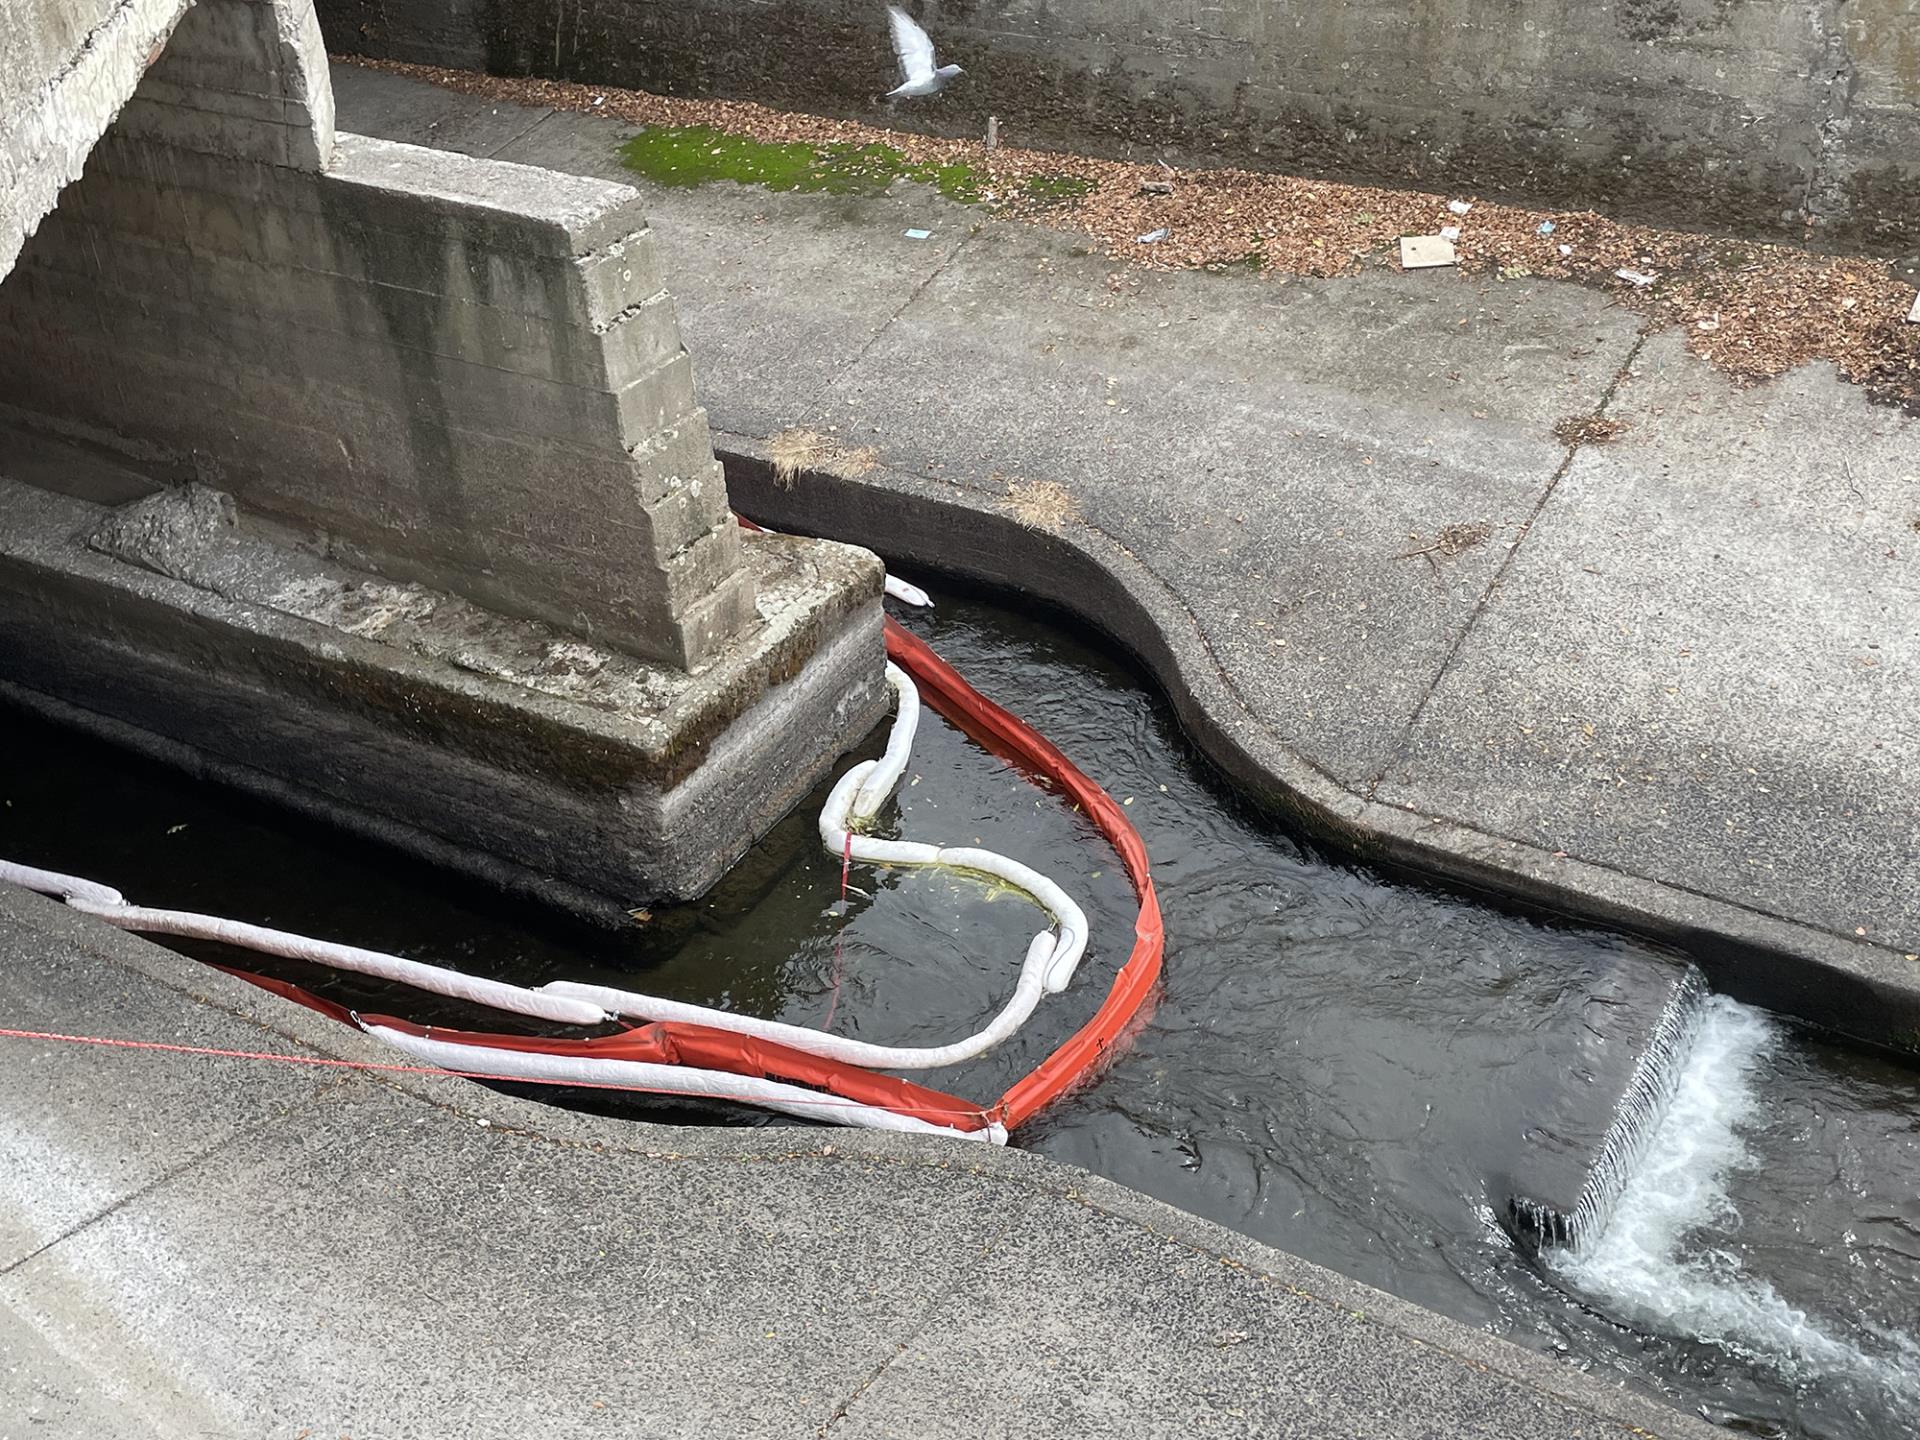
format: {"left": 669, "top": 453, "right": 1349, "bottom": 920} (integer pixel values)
{"left": 1549, "top": 994, "right": 1920, "bottom": 1422}
{"left": 1510, "top": 966, "right": 1710, "bottom": 1249}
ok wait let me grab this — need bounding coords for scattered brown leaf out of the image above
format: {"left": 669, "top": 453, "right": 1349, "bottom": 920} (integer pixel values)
{"left": 1393, "top": 521, "right": 1492, "bottom": 563}
{"left": 1553, "top": 415, "right": 1631, "bottom": 446}
{"left": 339, "top": 56, "right": 1920, "bottom": 411}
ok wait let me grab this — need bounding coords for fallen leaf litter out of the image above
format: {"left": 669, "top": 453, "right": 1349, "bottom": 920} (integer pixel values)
{"left": 342, "top": 57, "right": 1920, "bottom": 410}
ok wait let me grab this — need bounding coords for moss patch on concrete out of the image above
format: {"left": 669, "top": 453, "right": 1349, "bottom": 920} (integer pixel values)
{"left": 619, "top": 125, "right": 984, "bottom": 202}
{"left": 1021, "top": 173, "right": 1096, "bottom": 206}
{"left": 618, "top": 127, "right": 1100, "bottom": 215}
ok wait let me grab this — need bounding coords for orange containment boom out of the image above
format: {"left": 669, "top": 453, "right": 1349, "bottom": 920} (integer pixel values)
{"left": 1, "top": 557, "right": 1164, "bottom": 1139}
{"left": 883, "top": 617, "right": 1165, "bottom": 1128}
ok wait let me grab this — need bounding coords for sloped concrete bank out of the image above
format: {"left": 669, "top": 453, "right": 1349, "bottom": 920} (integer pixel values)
{"left": 0, "top": 885, "right": 1721, "bottom": 1438}
{"left": 720, "top": 444, "right": 1920, "bottom": 1053}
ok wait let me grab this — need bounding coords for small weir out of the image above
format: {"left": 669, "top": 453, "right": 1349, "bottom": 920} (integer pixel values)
{"left": 1551, "top": 996, "right": 1920, "bottom": 1434}
{"left": 3, "top": 584, "right": 1916, "bottom": 1440}
{"left": 1509, "top": 965, "right": 1711, "bottom": 1250}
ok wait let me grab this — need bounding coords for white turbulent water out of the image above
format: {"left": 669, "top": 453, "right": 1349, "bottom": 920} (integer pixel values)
{"left": 1554, "top": 995, "right": 1920, "bottom": 1415}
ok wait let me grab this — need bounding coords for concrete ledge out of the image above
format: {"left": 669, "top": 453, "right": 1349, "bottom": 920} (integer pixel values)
{"left": 327, "top": 130, "right": 653, "bottom": 257}
{"left": 3, "top": 109, "right": 750, "bottom": 666}
{"left": 0, "top": 476, "right": 888, "bottom": 910}
{"left": 0, "top": 886, "right": 1720, "bottom": 1438}
{"left": 310, "top": 0, "right": 1918, "bottom": 250}
{"left": 717, "top": 438, "right": 1920, "bottom": 1053}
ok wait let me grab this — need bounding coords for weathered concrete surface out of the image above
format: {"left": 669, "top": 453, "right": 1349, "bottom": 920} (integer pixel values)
{"left": 1378, "top": 337, "right": 1920, "bottom": 1001}
{"left": 4, "top": 8, "right": 903, "bottom": 911}
{"left": 315, "top": 0, "right": 1920, "bottom": 252}
{"left": 0, "top": 886, "right": 1721, "bottom": 1438}
{"left": 0, "top": 0, "right": 191, "bottom": 280}
{"left": 332, "top": 67, "right": 1920, "bottom": 1044}
{"left": 3, "top": 18, "right": 754, "bottom": 667}
{"left": 0, "top": 471, "right": 889, "bottom": 911}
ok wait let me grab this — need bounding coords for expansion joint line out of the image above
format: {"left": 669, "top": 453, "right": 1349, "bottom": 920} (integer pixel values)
{"left": 817, "top": 1205, "right": 1025, "bottom": 1436}
{"left": 796, "top": 228, "right": 976, "bottom": 426}
{"left": 0, "top": 1121, "right": 262, "bottom": 1278}
{"left": 481, "top": 105, "right": 561, "bottom": 161}
{"left": 1362, "top": 330, "right": 1651, "bottom": 801}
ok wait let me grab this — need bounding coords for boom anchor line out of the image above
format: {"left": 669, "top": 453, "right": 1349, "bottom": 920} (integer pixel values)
{"left": 0, "top": 521, "right": 1163, "bottom": 1139}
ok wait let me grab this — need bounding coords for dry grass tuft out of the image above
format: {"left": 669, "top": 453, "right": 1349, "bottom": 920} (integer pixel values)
{"left": 1003, "top": 476, "right": 1075, "bottom": 532}
{"left": 769, "top": 427, "right": 879, "bottom": 487}
{"left": 1552, "top": 415, "right": 1632, "bottom": 446}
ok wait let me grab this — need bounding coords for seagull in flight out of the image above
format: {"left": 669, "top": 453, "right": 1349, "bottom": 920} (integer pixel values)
{"left": 885, "top": 6, "right": 964, "bottom": 99}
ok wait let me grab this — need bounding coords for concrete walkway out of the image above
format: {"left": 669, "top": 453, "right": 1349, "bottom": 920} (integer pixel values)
{"left": 332, "top": 66, "right": 1920, "bottom": 1043}
{"left": 0, "top": 888, "right": 1718, "bottom": 1437}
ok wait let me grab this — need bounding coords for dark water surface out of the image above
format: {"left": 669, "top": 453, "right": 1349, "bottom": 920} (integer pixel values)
{"left": 3, "top": 588, "right": 1915, "bottom": 1439}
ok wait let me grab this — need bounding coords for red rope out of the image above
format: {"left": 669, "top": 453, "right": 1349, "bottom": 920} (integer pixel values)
{"left": 882, "top": 617, "right": 1165, "bottom": 1130}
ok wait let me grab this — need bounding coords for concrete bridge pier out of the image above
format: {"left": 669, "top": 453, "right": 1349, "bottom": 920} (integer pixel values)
{"left": 0, "top": 0, "right": 888, "bottom": 915}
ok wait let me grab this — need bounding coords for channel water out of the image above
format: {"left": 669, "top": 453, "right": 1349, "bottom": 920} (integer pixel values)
{"left": 3, "top": 586, "right": 1915, "bottom": 1439}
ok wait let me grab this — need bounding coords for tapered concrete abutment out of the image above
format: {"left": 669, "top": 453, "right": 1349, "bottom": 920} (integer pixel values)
{"left": 0, "top": 0, "right": 887, "bottom": 911}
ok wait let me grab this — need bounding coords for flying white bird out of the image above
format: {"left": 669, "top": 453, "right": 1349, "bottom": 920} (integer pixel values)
{"left": 885, "top": 6, "right": 964, "bottom": 99}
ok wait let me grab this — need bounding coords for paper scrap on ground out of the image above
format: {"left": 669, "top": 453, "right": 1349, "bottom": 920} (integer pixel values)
{"left": 903, "top": 228, "right": 932, "bottom": 240}
{"left": 1908, "top": 292, "right": 1920, "bottom": 324}
{"left": 1616, "top": 269, "right": 1657, "bottom": 287}
{"left": 1439, "top": 225, "right": 1461, "bottom": 241}
{"left": 1400, "top": 234, "right": 1457, "bottom": 270}
{"left": 1137, "top": 227, "right": 1169, "bottom": 243}
{"left": 1448, "top": 199, "right": 1473, "bottom": 215}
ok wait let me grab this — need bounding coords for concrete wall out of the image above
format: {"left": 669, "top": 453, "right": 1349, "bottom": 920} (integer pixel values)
{"left": 317, "top": 0, "right": 1920, "bottom": 251}
{"left": 1, "top": 0, "right": 194, "bottom": 280}
{"left": 1, "top": 0, "right": 755, "bottom": 667}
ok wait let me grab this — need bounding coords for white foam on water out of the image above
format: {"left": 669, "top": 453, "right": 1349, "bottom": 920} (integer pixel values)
{"left": 1553, "top": 994, "right": 1920, "bottom": 1410}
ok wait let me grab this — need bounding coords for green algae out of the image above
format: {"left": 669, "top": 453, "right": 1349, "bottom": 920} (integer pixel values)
{"left": 617, "top": 127, "right": 1105, "bottom": 211}
{"left": 1021, "top": 174, "right": 1096, "bottom": 205}
{"left": 618, "top": 125, "right": 984, "bottom": 203}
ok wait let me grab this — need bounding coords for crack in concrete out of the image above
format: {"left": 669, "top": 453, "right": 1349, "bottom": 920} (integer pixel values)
{"left": 1362, "top": 329, "right": 1653, "bottom": 801}
{"left": 815, "top": 1204, "right": 1026, "bottom": 1435}
{"left": 797, "top": 227, "right": 976, "bottom": 426}
{"left": 0, "top": 1124, "right": 255, "bottom": 1278}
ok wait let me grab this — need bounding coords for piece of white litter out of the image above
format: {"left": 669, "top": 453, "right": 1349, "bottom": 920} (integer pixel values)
{"left": 1537, "top": 220, "right": 1556, "bottom": 235}
{"left": 1616, "top": 269, "right": 1657, "bottom": 287}
{"left": 1439, "top": 225, "right": 1461, "bottom": 241}
{"left": 904, "top": 228, "right": 932, "bottom": 240}
{"left": 1399, "top": 234, "right": 1457, "bottom": 270}
{"left": 1448, "top": 199, "right": 1472, "bottom": 215}
{"left": 1697, "top": 312, "right": 1721, "bottom": 332}
{"left": 1908, "top": 292, "right": 1920, "bottom": 324}
{"left": 1559, "top": 243, "right": 1573, "bottom": 256}
{"left": 1137, "top": 227, "right": 1169, "bottom": 243}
